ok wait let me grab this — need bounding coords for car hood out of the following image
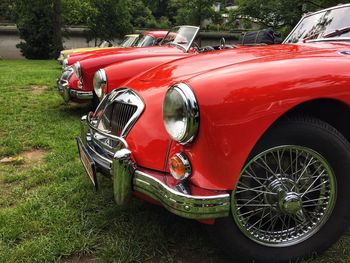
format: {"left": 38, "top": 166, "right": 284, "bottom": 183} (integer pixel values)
{"left": 138, "top": 42, "right": 347, "bottom": 82}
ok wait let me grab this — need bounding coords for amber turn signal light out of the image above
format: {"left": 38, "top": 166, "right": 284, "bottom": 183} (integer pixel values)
{"left": 169, "top": 153, "right": 192, "bottom": 180}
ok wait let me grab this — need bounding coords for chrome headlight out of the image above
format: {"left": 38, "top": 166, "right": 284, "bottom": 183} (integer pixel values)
{"left": 73, "top": 61, "right": 82, "bottom": 79}
{"left": 93, "top": 69, "right": 107, "bottom": 100}
{"left": 163, "top": 83, "right": 199, "bottom": 144}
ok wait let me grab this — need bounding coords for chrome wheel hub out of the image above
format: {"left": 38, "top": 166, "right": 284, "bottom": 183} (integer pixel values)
{"left": 232, "top": 146, "right": 336, "bottom": 247}
{"left": 280, "top": 192, "right": 302, "bottom": 215}
{"left": 266, "top": 178, "right": 303, "bottom": 216}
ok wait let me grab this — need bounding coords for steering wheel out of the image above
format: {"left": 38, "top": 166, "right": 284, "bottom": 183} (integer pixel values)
{"left": 192, "top": 42, "right": 202, "bottom": 53}
{"left": 220, "top": 37, "right": 226, "bottom": 49}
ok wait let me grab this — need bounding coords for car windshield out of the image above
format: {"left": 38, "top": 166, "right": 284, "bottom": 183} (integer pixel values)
{"left": 285, "top": 4, "right": 350, "bottom": 43}
{"left": 98, "top": 41, "right": 111, "bottom": 48}
{"left": 160, "top": 26, "right": 200, "bottom": 52}
{"left": 120, "top": 36, "right": 137, "bottom": 47}
{"left": 134, "top": 35, "right": 155, "bottom": 47}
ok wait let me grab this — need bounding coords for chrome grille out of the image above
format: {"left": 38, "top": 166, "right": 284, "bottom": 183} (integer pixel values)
{"left": 111, "top": 102, "right": 138, "bottom": 136}
{"left": 94, "top": 88, "right": 144, "bottom": 138}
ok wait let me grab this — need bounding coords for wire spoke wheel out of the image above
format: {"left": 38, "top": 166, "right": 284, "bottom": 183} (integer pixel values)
{"left": 232, "top": 145, "right": 337, "bottom": 247}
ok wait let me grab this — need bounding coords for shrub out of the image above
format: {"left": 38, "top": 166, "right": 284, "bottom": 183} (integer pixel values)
{"left": 15, "top": 0, "right": 62, "bottom": 59}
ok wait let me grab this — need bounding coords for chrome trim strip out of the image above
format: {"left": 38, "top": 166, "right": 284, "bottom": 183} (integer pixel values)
{"left": 134, "top": 171, "right": 230, "bottom": 219}
{"left": 306, "top": 37, "right": 350, "bottom": 43}
{"left": 70, "top": 90, "right": 93, "bottom": 100}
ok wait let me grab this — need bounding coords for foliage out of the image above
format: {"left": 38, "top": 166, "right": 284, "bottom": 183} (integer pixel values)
{"left": 85, "top": 0, "right": 133, "bottom": 45}
{"left": 0, "top": 0, "right": 15, "bottom": 21}
{"left": 130, "top": 0, "right": 157, "bottom": 28}
{"left": 14, "top": 0, "right": 62, "bottom": 59}
{"left": 61, "top": 0, "right": 95, "bottom": 25}
{"left": 234, "top": 0, "right": 346, "bottom": 32}
{"left": 169, "top": 0, "right": 217, "bottom": 26}
{"left": 157, "top": 16, "right": 171, "bottom": 29}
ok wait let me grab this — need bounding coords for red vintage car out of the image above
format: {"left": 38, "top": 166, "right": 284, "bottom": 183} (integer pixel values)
{"left": 77, "top": 4, "right": 350, "bottom": 263}
{"left": 62, "top": 30, "right": 168, "bottom": 68}
{"left": 57, "top": 30, "right": 169, "bottom": 103}
{"left": 58, "top": 26, "right": 232, "bottom": 105}
{"left": 57, "top": 26, "right": 199, "bottom": 106}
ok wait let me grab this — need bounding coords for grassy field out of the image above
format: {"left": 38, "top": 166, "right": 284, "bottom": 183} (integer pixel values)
{"left": 0, "top": 60, "right": 349, "bottom": 263}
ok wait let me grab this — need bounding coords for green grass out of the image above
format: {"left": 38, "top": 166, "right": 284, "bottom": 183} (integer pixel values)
{"left": 0, "top": 60, "right": 349, "bottom": 263}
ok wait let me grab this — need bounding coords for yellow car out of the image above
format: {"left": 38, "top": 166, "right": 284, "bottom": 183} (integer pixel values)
{"left": 57, "top": 34, "right": 139, "bottom": 64}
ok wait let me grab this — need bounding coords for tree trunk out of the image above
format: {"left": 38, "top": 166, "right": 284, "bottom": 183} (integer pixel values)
{"left": 52, "top": 0, "right": 63, "bottom": 58}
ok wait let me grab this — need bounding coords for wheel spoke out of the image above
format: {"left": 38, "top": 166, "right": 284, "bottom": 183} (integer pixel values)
{"left": 232, "top": 145, "right": 336, "bottom": 247}
{"left": 301, "top": 170, "right": 327, "bottom": 197}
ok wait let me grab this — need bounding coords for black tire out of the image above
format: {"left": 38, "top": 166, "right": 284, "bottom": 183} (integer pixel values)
{"left": 207, "top": 116, "right": 350, "bottom": 263}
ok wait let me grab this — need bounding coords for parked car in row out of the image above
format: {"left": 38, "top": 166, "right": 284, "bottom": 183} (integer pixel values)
{"left": 57, "top": 26, "right": 236, "bottom": 105}
{"left": 57, "top": 30, "right": 168, "bottom": 104}
{"left": 62, "top": 30, "right": 168, "bottom": 68}
{"left": 57, "top": 34, "right": 139, "bottom": 64}
{"left": 77, "top": 4, "right": 350, "bottom": 263}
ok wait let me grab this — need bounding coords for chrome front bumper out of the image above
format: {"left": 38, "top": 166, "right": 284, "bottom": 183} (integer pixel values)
{"left": 78, "top": 115, "right": 230, "bottom": 220}
{"left": 57, "top": 68, "right": 93, "bottom": 103}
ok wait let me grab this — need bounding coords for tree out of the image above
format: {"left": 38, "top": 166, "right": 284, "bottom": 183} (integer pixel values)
{"left": 169, "top": 0, "right": 218, "bottom": 26}
{"left": 234, "top": 0, "right": 345, "bottom": 31}
{"left": 130, "top": 0, "right": 157, "bottom": 28}
{"left": 14, "top": 0, "right": 63, "bottom": 59}
{"left": 61, "top": 0, "right": 95, "bottom": 25}
{"left": 86, "top": 0, "right": 133, "bottom": 45}
{"left": 0, "top": 0, "right": 16, "bottom": 22}
{"left": 145, "top": 0, "right": 170, "bottom": 19}
{"left": 52, "top": 0, "right": 63, "bottom": 58}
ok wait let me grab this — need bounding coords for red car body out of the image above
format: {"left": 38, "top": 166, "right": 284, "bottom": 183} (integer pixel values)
{"left": 100, "top": 42, "right": 350, "bottom": 190}
{"left": 77, "top": 4, "right": 350, "bottom": 263}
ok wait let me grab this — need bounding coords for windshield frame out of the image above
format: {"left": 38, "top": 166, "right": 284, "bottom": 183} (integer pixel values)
{"left": 120, "top": 35, "right": 138, "bottom": 47}
{"left": 283, "top": 3, "right": 350, "bottom": 44}
{"left": 160, "top": 25, "right": 200, "bottom": 53}
{"left": 134, "top": 34, "right": 156, "bottom": 47}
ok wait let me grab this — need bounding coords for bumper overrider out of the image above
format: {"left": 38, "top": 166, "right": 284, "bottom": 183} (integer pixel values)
{"left": 57, "top": 67, "right": 93, "bottom": 103}
{"left": 77, "top": 114, "right": 230, "bottom": 220}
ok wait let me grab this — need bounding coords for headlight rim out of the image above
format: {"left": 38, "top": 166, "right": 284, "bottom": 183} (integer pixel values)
{"left": 73, "top": 61, "right": 82, "bottom": 79}
{"left": 163, "top": 83, "right": 200, "bottom": 145}
{"left": 93, "top": 69, "right": 107, "bottom": 100}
